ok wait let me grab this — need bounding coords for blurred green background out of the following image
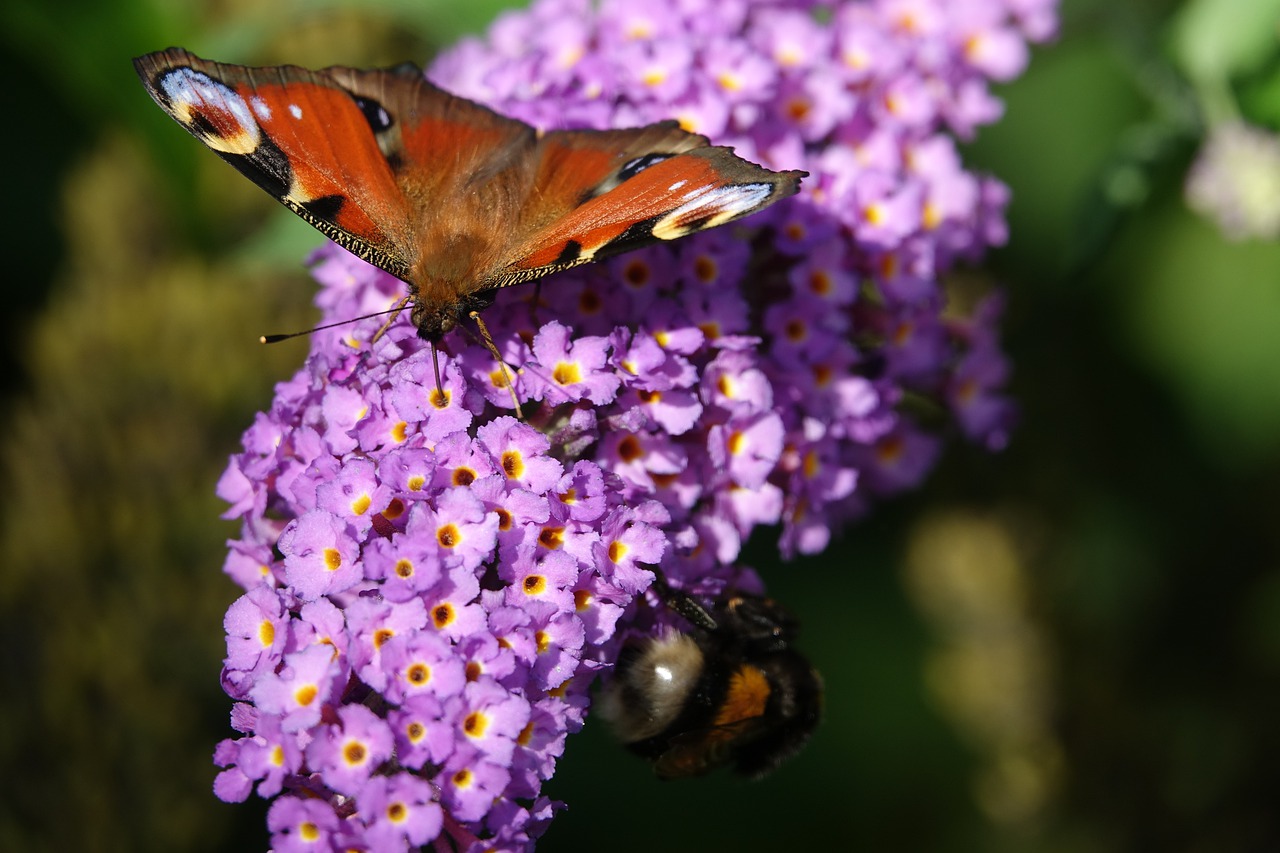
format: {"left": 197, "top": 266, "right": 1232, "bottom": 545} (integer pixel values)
{"left": 3, "top": 0, "right": 1279, "bottom": 850}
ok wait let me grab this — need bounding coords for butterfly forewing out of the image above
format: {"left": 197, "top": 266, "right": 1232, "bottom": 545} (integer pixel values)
{"left": 135, "top": 48, "right": 418, "bottom": 279}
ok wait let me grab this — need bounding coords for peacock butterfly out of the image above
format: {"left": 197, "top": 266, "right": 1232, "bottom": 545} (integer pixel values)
{"left": 133, "top": 48, "right": 805, "bottom": 343}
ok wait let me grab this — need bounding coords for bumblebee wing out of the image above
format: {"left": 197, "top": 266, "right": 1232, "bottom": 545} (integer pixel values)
{"left": 651, "top": 717, "right": 766, "bottom": 780}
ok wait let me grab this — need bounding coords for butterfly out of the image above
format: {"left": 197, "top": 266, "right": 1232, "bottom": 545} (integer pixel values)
{"left": 133, "top": 48, "right": 805, "bottom": 348}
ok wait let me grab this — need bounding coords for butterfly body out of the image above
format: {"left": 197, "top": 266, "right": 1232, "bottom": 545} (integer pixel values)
{"left": 134, "top": 48, "right": 805, "bottom": 341}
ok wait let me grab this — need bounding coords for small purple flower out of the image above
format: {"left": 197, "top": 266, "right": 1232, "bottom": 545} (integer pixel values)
{"left": 315, "top": 457, "right": 391, "bottom": 538}
{"left": 223, "top": 585, "right": 288, "bottom": 676}
{"left": 362, "top": 532, "right": 444, "bottom": 602}
{"left": 217, "top": 711, "right": 302, "bottom": 800}
{"left": 359, "top": 772, "right": 444, "bottom": 849}
{"left": 380, "top": 628, "right": 467, "bottom": 703}
{"left": 440, "top": 745, "right": 511, "bottom": 823}
{"left": 389, "top": 693, "right": 458, "bottom": 770}
{"left": 527, "top": 322, "right": 622, "bottom": 405}
{"left": 528, "top": 607, "right": 587, "bottom": 690}
{"left": 509, "top": 700, "right": 570, "bottom": 798}
{"left": 708, "top": 412, "right": 786, "bottom": 490}
{"left": 319, "top": 382, "right": 370, "bottom": 455}
{"left": 267, "top": 796, "right": 343, "bottom": 853}
{"left": 293, "top": 598, "right": 350, "bottom": 664}
{"left": 249, "top": 644, "right": 339, "bottom": 733}
{"left": 387, "top": 354, "right": 477, "bottom": 441}
{"left": 346, "top": 597, "right": 428, "bottom": 693}
{"left": 547, "top": 461, "right": 608, "bottom": 524}
{"left": 305, "top": 703, "right": 395, "bottom": 796}
{"left": 278, "top": 510, "right": 361, "bottom": 601}
{"left": 471, "top": 475, "right": 550, "bottom": 562}
{"left": 502, "top": 548, "right": 579, "bottom": 614}
{"left": 429, "top": 430, "right": 499, "bottom": 491}
{"left": 477, "top": 417, "right": 564, "bottom": 494}
{"left": 452, "top": 679, "right": 533, "bottom": 765}
{"left": 857, "top": 421, "right": 944, "bottom": 495}
{"left": 212, "top": 742, "right": 254, "bottom": 804}
{"left": 413, "top": 486, "right": 499, "bottom": 575}
{"left": 458, "top": 630, "right": 519, "bottom": 685}
{"left": 595, "top": 504, "right": 667, "bottom": 593}
{"left": 379, "top": 445, "right": 436, "bottom": 495}
{"left": 422, "top": 565, "right": 488, "bottom": 640}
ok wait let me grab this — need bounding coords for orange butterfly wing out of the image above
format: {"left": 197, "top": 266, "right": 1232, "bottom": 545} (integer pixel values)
{"left": 488, "top": 127, "right": 805, "bottom": 287}
{"left": 134, "top": 48, "right": 425, "bottom": 279}
{"left": 135, "top": 48, "right": 540, "bottom": 288}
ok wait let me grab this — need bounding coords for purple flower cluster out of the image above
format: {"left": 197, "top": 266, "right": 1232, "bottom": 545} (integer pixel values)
{"left": 212, "top": 0, "right": 1056, "bottom": 849}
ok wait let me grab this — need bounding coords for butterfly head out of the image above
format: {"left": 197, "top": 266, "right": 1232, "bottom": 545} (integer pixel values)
{"left": 409, "top": 289, "right": 497, "bottom": 342}
{"left": 410, "top": 299, "right": 457, "bottom": 342}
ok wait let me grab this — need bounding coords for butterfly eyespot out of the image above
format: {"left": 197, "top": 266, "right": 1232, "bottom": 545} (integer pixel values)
{"left": 352, "top": 95, "right": 394, "bottom": 132}
{"left": 619, "top": 153, "right": 673, "bottom": 182}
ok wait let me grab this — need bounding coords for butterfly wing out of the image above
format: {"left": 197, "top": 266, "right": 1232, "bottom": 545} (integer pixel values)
{"left": 134, "top": 48, "right": 418, "bottom": 280}
{"left": 134, "top": 48, "right": 537, "bottom": 288}
{"left": 487, "top": 125, "right": 806, "bottom": 287}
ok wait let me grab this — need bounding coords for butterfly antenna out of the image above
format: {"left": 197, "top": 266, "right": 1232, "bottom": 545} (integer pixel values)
{"left": 469, "top": 311, "right": 524, "bottom": 420}
{"left": 260, "top": 302, "right": 406, "bottom": 344}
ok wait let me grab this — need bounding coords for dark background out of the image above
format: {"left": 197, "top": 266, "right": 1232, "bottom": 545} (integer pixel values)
{"left": 3, "top": 0, "right": 1278, "bottom": 850}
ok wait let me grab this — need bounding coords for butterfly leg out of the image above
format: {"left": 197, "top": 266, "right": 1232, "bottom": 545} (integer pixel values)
{"left": 371, "top": 295, "right": 412, "bottom": 345}
{"left": 469, "top": 311, "right": 525, "bottom": 420}
{"left": 648, "top": 567, "right": 719, "bottom": 632}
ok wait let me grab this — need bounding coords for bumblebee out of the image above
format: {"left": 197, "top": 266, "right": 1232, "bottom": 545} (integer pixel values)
{"left": 598, "top": 577, "right": 822, "bottom": 779}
